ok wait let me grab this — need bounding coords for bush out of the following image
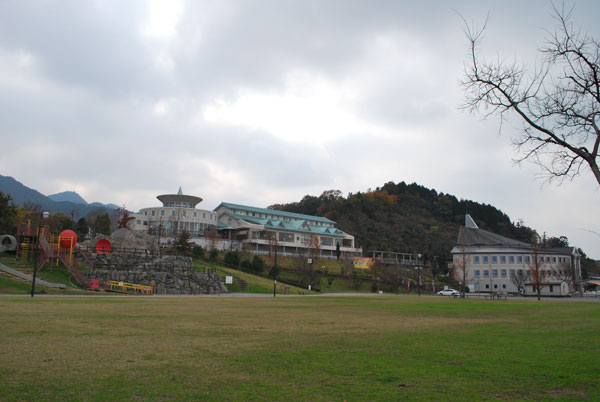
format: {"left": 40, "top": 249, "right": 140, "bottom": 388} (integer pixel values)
{"left": 209, "top": 249, "right": 219, "bottom": 261}
{"left": 268, "top": 265, "right": 280, "bottom": 278}
{"left": 251, "top": 255, "right": 265, "bottom": 273}
{"left": 192, "top": 245, "right": 205, "bottom": 259}
{"left": 224, "top": 251, "right": 240, "bottom": 267}
{"left": 241, "top": 260, "right": 252, "bottom": 270}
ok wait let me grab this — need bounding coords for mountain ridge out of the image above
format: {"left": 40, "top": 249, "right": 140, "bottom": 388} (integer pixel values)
{"left": 0, "top": 175, "right": 118, "bottom": 218}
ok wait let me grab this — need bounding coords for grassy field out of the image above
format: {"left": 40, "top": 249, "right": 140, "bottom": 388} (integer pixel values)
{"left": 1, "top": 296, "right": 598, "bottom": 401}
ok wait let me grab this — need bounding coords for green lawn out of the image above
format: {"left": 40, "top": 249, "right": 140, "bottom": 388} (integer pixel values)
{"left": 1, "top": 296, "right": 598, "bottom": 401}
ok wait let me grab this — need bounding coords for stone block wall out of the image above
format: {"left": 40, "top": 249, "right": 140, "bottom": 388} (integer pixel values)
{"left": 88, "top": 253, "right": 227, "bottom": 295}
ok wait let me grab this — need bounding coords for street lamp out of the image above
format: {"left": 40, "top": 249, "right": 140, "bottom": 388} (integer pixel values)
{"left": 417, "top": 254, "right": 422, "bottom": 296}
{"left": 30, "top": 211, "right": 49, "bottom": 297}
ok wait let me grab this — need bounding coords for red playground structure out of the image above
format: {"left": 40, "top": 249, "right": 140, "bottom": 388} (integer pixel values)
{"left": 16, "top": 221, "right": 94, "bottom": 289}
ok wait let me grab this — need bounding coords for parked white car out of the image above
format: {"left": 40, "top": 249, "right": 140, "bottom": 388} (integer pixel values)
{"left": 437, "top": 289, "right": 460, "bottom": 296}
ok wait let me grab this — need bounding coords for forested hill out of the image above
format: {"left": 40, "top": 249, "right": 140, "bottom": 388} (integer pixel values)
{"left": 269, "top": 181, "right": 537, "bottom": 265}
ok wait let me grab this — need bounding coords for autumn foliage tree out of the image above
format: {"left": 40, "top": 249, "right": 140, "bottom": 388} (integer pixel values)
{"left": 528, "top": 240, "right": 548, "bottom": 301}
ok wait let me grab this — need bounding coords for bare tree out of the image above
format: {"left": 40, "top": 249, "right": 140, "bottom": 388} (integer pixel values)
{"left": 510, "top": 269, "right": 527, "bottom": 295}
{"left": 555, "top": 261, "right": 574, "bottom": 291}
{"left": 451, "top": 247, "right": 471, "bottom": 296}
{"left": 462, "top": 4, "right": 600, "bottom": 186}
{"left": 371, "top": 261, "right": 408, "bottom": 294}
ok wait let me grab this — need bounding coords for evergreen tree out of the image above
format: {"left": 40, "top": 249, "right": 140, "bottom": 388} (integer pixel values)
{"left": 0, "top": 192, "right": 18, "bottom": 235}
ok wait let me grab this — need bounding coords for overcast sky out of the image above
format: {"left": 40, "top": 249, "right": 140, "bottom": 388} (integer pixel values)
{"left": 1, "top": 0, "right": 599, "bottom": 258}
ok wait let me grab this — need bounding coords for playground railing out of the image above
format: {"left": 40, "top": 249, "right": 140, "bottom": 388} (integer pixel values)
{"left": 104, "top": 280, "right": 154, "bottom": 295}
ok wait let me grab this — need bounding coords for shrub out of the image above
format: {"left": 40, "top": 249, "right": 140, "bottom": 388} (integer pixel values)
{"left": 251, "top": 255, "right": 265, "bottom": 273}
{"left": 192, "top": 245, "right": 205, "bottom": 259}
{"left": 209, "top": 249, "right": 219, "bottom": 261}
{"left": 224, "top": 251, "right": 240, "bottom": 267}
{"left": 268, "top": 265, "right": 280, "bottom": 278}
{"left": 241, "top": 260, "right": 252, "bottom": 270}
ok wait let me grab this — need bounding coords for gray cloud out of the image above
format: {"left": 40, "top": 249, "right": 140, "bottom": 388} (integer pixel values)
{"left": 1, "top": 0, "right": 599, "bottom": 257}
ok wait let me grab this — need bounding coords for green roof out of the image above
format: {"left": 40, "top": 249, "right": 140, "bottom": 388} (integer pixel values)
{"left": 214, "top": 202, "right": 336, "bottom": 224}
{"left": 219, "top": 211, "right": 346, "bottom": 238}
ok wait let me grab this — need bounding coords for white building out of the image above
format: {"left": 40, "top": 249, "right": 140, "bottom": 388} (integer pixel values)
{"left": 450, "top": 215, "right": 581, "bottom": 296}
{"left": 214, "top": 202, "right": 362, "bottom": 258}
{"left": 132, "top": 188, "right": 218, "bottom": 242}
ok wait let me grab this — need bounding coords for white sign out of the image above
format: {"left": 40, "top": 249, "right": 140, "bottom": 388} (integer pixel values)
{"left": 225, "top": 276, "right": 233, "bottom": 284}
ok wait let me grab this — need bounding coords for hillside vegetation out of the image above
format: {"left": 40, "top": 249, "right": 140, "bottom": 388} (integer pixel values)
{"left": 271, "top": 182, "right": 540, "bottom": 267}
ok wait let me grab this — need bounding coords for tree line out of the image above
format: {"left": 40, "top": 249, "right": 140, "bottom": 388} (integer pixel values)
{"left": 0, "top": 191, "right": 112, "bottom": 241}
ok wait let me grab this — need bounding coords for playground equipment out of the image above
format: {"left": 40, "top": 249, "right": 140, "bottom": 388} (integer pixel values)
{"left": 0, "top": 235, "right": 17, "bottom": 252}
{"left": 15, "top": 221, "right": 90, "bottom": 289}
{"left": 95, "top": 238, "right": 112, "bottom": 254}
{"left": 104, "top": 280, "right": 154, "bottom": 295}
{"left": 13, "top": 223, "right": 155, "bottom": 294}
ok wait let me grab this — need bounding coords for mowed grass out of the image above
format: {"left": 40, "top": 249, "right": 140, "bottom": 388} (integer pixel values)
{"left": 0, "top": 296, "right": 598, "bottom": 401}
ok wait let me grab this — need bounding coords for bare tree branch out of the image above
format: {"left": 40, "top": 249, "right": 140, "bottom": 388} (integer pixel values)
{"left": 460, "top": 3, "right": 600, "bottom": 186}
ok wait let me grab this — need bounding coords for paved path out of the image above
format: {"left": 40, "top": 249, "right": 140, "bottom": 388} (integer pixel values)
{"left": 0, "top": 262, "right": 67, "bottom": 289}
{"left": 0, "top": 292, "right": 598, "bottom": 301}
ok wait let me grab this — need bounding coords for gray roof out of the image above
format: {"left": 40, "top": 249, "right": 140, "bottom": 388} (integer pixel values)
{"left": 457, "top": 226, "right": 531, "bottom": 248}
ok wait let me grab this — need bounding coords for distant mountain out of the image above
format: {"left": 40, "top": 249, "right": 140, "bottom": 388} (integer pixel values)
{"left": 90, "top": 201, "right": 120, "bottom": 210}
{"left": 48, "top": 191, "right": 88, "bottom": 205}
{"left": 0, "top": 174, "right": 118, "bottom": 218}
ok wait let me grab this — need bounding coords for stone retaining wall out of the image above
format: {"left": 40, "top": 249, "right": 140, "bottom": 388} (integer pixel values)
{"left": 88, "top": 253, "right": 227, "bottom": 295}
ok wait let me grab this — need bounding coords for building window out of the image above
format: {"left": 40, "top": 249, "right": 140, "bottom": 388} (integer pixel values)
{"left": 494, "top": 284, "right": 498, "bottom": 289}
{"left": 143, "top": 221, "right": 148, "bottom": 225}
{"left": 144, "top": 211, "right": 147, "bottom": 216}
{"left": 172, "top": 211, "right": 175, "bottom": 216}
{"left": 136, "top": 220, "right": 141, "bottom": 224}
{"left": 485, "top": 284, "right": 490, "bottom": 289}
{"left": 501, "top": 269, "right": 507, "bottom": 278}
{"left": 278, "top": 232, "right": 293, "bottom": 243}
{"left": 161, "top": 210, "right": 165, "bottom": 216}
{"left": 194, "top": 212, "right": 197, "bottom": 217}
{"left": 484, "top": 270, "right": 489, "bottom": 278}
{"left": 203, "top": 212, "right": 206, "bottom": 218}
{"left": 510, "top": 269, "right": 515, "bottom": 277}
{"left": 518, "top": 256, "right": 523, "bottom": 263}
{"left": 509, "top": 256, "right": 515, "bottom": 264}
{"left": 183, "top": 211, "right": 186, "bottom": 217}
{"left": 483, "top": 256, "right": 489, "bottom": 263}
{"left": 492, "top": 256, "right": 498, "bottom": 264}
{"left": 151, "top": 210, "right": 155, "bottom": 216}
{"left": 550, "top": 285, "right": 554, "bottom": 292}
{"left": 500, "top": 256, "right": 506, "bottom": 263}
{"left": 474, "top": 256, "right": 480, "bottom": 264}
{"left": 492, "top": 269, "right": 498, "bottom": 278}
{"left": 475, "top": 270, "right": 480, "bottom": 277}
{"left": 502, "top": 284, "right": 506, "bottom": 289}
{"left": 320, "top": 237, "right": 333, "bottom": 246}
{"left": 525, "top": 256, "right": 530, "bottom": 263}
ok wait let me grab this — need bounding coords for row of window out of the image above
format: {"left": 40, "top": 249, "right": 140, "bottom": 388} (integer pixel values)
{"left": 474, "top": 269, "right": 528, "bottom": 279}
{"left": 137, "top": 220, "right": 214, "bottom": 231}
{"left": 474, "top": 268, "right": 566, "bottom": 279}
{"left": 142, "top": 209, "right": 215, "bottom": 220}
{"left": 255, "top": 230, "right": 338, "bottom": 247}
{"left": 163, "top": 202, "right": 195, "bottom": 208}
{"left": 472, "top": 255, "right": 569, "bottom": 265}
